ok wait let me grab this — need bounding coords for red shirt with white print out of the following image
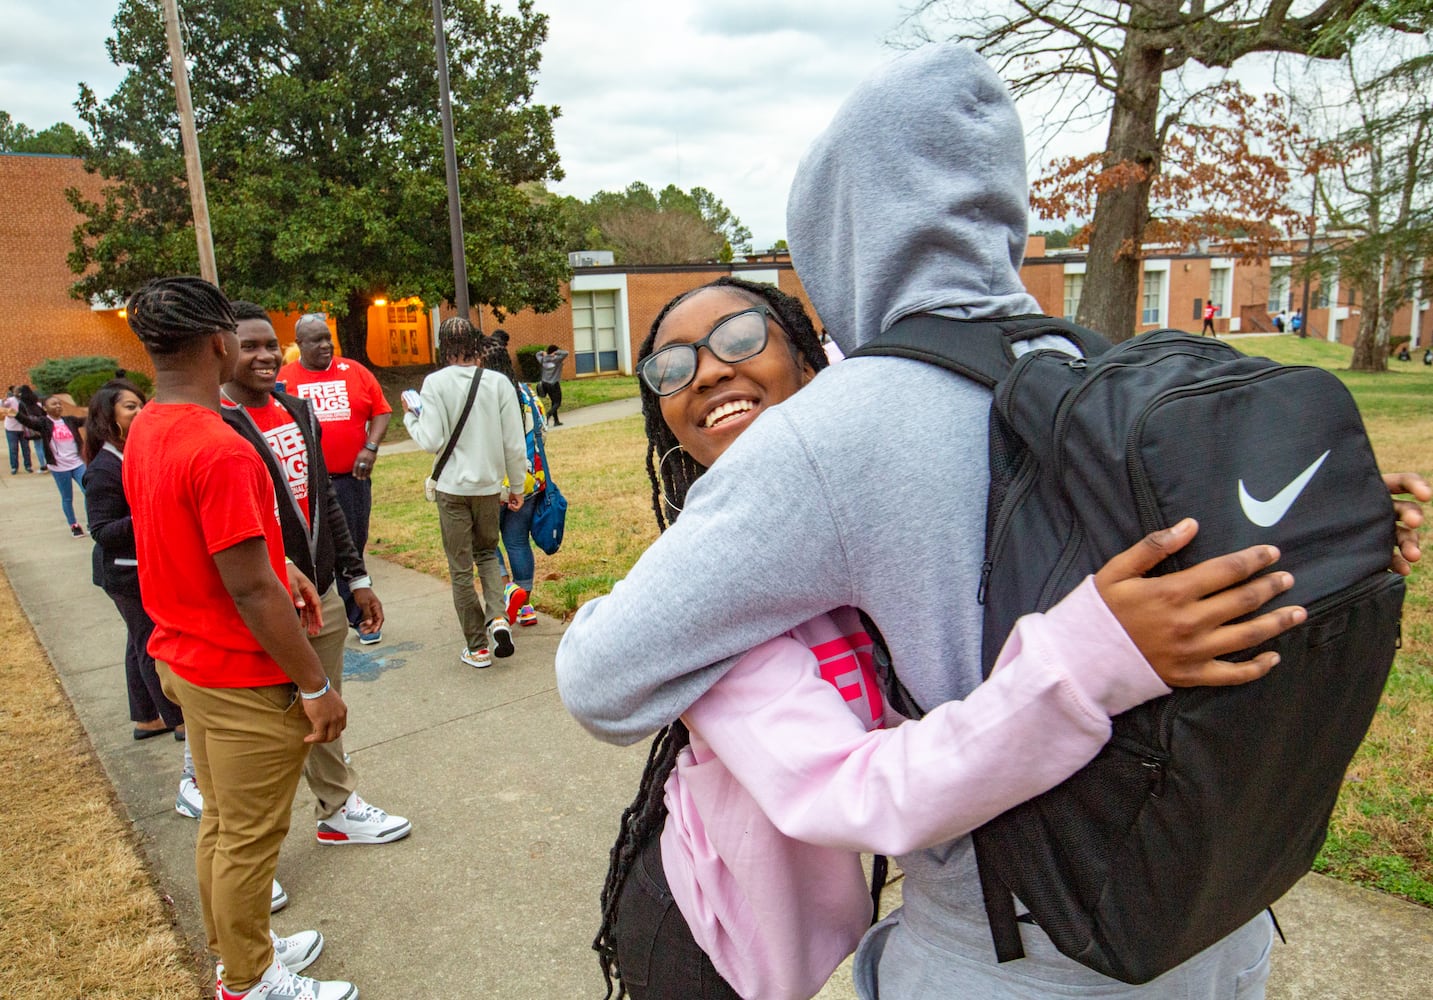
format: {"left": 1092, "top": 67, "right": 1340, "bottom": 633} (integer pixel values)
{"left": 224, "top": 396, "right": 311, "bottom": 526}
{"left": 278, "top": 358, "right": 390, "bottom": 475}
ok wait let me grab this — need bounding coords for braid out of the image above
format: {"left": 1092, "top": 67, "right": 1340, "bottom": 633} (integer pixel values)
{"left": 593, "top": 720, "right": 691, "bottom": 998}
{"left": 126, "top": 276, "right": 235, "bottom": 355}
{"left": 438, "top": 316, "right": 487, "bottom": 365}
{"left": 593, "top": 276, "right": 830, "bottom": 994}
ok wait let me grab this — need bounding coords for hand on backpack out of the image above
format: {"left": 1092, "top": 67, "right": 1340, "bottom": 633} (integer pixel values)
{"left": 1384, "top": 472, "right": 1431, "bottom": 576}
{"left": 1094, "top": 518, "right": 1305, "bottom": 689}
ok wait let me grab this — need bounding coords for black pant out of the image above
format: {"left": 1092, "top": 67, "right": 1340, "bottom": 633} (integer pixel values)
{"left": 611, "top": 834, "right": 740, "bottom": 1000}
{"left": 330, "top": 473, "right": 372, "bottom": 627}
{"left": 111, "top": 590, "right": 183, "bottom": 727}
{"left": 542, "top": 380, "right": 563, "bottom": 422}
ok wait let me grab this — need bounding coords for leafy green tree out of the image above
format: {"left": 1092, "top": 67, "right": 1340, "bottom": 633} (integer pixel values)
{"left": 557, "top": 181, "right": 752, "bottom": 264}
{"left": 0, "top": 112, "right": 85, "bottom": 154}
{"left": 67, "top": 0, "right": 567, "bottom": 363}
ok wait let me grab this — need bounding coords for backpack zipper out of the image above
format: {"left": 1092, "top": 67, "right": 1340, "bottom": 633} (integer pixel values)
{"left": 1111, "top": 733, "right": 1169, "bottom": 798}
{"left": 978, "top": 454, "right": 1039, "bottom": 605}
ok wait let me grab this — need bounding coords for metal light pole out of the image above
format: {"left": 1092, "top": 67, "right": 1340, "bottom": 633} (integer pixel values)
{"left": 1299, "top": 180, "right": 1316, "bottom": 338}
{"left": 160, "top": 0, "right": 217, "bottom": 285}
{"left": 431, "top": 0, "right": 476, "bottom": 329}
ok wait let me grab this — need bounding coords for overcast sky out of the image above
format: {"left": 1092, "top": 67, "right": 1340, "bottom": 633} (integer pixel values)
{"left": 0, "top": 0, "right": 1117, "bottom": 249}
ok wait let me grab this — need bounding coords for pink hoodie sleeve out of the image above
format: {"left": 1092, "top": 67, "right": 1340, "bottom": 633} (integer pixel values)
{"left": 683, "top": 575, "right": 1170, "bottom": 856}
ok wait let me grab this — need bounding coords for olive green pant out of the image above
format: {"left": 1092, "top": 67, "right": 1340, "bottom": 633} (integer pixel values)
{"left": 436, "top": 490, "right": 505, "bottom": 650}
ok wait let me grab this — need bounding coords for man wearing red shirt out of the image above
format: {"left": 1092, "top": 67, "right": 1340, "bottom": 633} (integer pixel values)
{"left": 1202, "top": 300, "right": 1218, "bottom": 336}
{"left": 123, "top": 277, "right": 356, "bottom": 1000}
{"left": 279, "top": 314, "right": 392, "bottom": 643}
{"left": 224, "top": 301, "right": 410, "bottom": 848}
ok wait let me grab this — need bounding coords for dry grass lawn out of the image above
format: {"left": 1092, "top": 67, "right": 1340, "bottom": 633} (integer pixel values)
{"left": 0, "top": 569, "right": 203, "bottom": 998}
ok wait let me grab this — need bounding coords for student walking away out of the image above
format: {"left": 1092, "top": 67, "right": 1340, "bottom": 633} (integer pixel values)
{"left": 556, "top": 45, "right": 1430, "bottom": 999}
{"left": 1291, "top": 309, "right": 1304, "bottom": 335}
{"left": 1201, "top": 301, "right": 1218, "bottom": 336}
{"left": 536, "top": 343, "right": 569, "bottom": 425}
{"left": 592, "top": 277, "right": 1302, "bottom": 1000}
{"left": 279, "top": 312, "right": 392, "bottom": 644}
{"left": 484, "top": 334, "right": 543, "bottom": 626}
{"left": 404, "top": 318, "right": 527, "bottom": 668}
{"left": 223, "top": 302, "right": 411, "bottom": 847}
{"left": 16, "top": 393, "right": 88, "bottom": 535}
{"left": 3, "top": 385, "right": 39, "bottom": 473}
{"left": 1272, "top": 310, "right": 1286, "bottom": 333}
{"left": 82, "top": 379, "right": 201, "bottom": 815}
{"left": 122, "top": 276, "right": 356, "bottom": 1000}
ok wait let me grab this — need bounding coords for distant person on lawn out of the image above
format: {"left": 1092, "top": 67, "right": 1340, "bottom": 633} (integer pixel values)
{"left": 279, "top": 312, "right": 392, "bottom": 643}
{"left": 536, "top": 343, "right": 569, "bottom": 425}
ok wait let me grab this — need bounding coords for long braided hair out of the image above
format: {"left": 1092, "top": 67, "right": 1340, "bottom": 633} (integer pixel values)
{"left": 438, "top": 316, "right": 487, "bottom": 365}
{"left": 125, "top": 276, "right": 236, "bottom": 355}
{"left": 593, "top": 276, "right": 828, "bottom": 997}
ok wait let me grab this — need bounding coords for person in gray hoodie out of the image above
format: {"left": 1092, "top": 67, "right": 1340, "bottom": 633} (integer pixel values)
{"left": 555, "top": 44, "right": 1425, "bottom": 998}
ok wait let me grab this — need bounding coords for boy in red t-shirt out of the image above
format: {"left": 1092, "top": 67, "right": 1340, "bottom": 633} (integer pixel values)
{"left": 123, "top": 277, "right": 357, "bottom": 1000}
{"left": 278, "top": 314, "right": 391, "bottom": 641}
{"left": 223, "top": 301, "right": 410, "bottom": 848}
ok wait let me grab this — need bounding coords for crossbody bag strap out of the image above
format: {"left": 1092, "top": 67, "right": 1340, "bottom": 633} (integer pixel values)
{"left": 432, "top": 368, "right": 483, "bottom": 483}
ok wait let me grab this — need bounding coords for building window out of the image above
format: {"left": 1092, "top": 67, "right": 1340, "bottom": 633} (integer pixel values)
{"left": 1313, "top": 284, "right": 1330, "bottom": 309}
{"left": 1142, "top": 271, "right": 1164, "bottom": 326}
{"left": 571, "top": 289, "right": 620, "bottom": 375}
{"left": 1209, "top": 268, "right": 1229, "bottom": 314}
{"left": 1268, "top": 267, "right": 1291, "bottom": 313}
{"left": 1063, "top": 274, "right": 1083, "bottom": 321}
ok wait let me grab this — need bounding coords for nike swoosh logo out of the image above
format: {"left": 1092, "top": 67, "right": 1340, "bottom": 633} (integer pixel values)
{"left": 1238, "top": 450, "right": 1330, "bottom": 527}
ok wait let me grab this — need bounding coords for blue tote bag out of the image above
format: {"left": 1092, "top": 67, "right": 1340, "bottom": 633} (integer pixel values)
{"left": 529, "top": 433, "right": 567, "bottom": 555}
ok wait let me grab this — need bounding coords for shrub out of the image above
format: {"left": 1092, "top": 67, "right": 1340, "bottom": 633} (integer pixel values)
{"left": 517, "top": 344, "right": 543, "bottom": 383}
{"left": 28, "top": 356, "right": 122, "bottom": 396}
{"left": 67, "top": 369, "right": 154, "bottom": 406}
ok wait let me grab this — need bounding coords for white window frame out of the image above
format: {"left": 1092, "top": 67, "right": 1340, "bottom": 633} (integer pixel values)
{"left": 569, "top": 273, "right": 631, "bottom": 375}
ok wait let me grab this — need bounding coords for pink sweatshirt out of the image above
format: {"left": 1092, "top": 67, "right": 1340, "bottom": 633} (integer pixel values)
{"left": 659, "top": 576, "right": 1169, "bottom": 1000}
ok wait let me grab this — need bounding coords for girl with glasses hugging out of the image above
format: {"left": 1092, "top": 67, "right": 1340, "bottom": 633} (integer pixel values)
{"left": 592, "top": 277, "right": 1298, "bottom": 1000}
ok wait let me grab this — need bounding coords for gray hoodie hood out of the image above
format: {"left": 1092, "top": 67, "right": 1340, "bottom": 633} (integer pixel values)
{"left": 787, "top": 43, "right": 1040, "bottom": 354}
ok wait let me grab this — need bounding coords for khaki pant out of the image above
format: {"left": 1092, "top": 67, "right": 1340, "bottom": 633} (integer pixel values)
{"left": 437, "top": 491, "right": 505, "bottom": 649}
{"left": 302, "top": 585, "right": 357, "bottom": 820}
{"left": 159, "top": 662, "right": 310, "bottom": 993}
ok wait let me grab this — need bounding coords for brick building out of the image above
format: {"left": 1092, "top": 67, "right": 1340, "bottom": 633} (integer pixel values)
{"left": 5, "top": 152, "right": 1428, "bottom": 387}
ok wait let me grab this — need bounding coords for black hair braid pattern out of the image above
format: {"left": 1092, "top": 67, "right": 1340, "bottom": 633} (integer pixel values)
{"left": 125, "top": 276, "right": 236, "bottom": 355}
{"left": 593, "top": 276, "right": 829, "bottom": 997}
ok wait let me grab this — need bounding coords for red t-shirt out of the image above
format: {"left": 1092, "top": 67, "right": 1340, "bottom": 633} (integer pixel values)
{"left": 123, "top": 403, "right": 290, "bottom": 688}
{"left": 225, "top": 396, "right": 311, "bottom": 526}
{"left": 278, "top": 359, "right": 390, "bottom": 475}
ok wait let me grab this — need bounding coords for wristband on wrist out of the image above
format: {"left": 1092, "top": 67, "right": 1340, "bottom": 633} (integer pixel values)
{"left": 299, "top": 678, "right": 331, "bottom": 700}
{"left": 364, "top": 441, "right": 381, "bottom": 452}
{"left": 348, "top": 575, "right": 373, "bottom": 591}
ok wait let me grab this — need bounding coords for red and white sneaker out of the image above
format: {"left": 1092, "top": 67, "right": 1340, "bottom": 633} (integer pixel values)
{"left": 316, "top": 791, "right": 411, "bottom": 845}
{"left": 516, "top": 604, "right": 538, "bottom": 627}
{"left": 217, "top": 955, "right": 355, "bottom": 1000}
{"left": 460, "top": 645, "right": 492, "bottom": 669}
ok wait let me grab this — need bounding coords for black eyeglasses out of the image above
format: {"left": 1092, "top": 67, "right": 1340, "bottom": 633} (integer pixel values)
{"left": 639, "top": 306, "right": 777, "bottom": 397}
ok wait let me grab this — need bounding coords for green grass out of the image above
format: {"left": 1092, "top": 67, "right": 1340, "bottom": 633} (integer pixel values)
{"left": 557, "top": 374, "right": 640, "bottom": 410}
{"left": 369, "top": 335, "right": 1433, "bottom": 906}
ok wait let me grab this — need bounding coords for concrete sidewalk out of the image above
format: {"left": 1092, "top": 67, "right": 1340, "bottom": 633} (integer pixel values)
{"left": 3, "top": 404, "right": 1430, "bottom": 997}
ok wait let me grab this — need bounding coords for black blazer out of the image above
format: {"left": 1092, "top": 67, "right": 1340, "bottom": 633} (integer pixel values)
{"left": 15, "top": 409, "right": 85, "bottom": 467}
{"left": 82, "top": 445, "right": 139, "bottom": 596}
{"left": 221, "top": 390, "right": 366, "bottom": 595}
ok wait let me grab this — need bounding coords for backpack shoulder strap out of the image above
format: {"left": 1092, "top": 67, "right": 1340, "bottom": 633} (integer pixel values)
{"left": 433, "top": 368, "right": 483, "bottom": 482}
{"left": 849, "top": 313, "right": 1113, "bottom": 387}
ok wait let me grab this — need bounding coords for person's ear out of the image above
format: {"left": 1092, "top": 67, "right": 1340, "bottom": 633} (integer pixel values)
{"left": 799, "top": 360, "right": 817, "bottom": 386}
{"left": 212, "top": 331, "right": 229, "bottom": 358}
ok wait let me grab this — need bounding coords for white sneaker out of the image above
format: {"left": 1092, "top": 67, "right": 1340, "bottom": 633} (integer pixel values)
{"left": 218, "top": 955, "right": 356, "bottom": 1000}
{"left": 488, "top": 617, "right": 515, "bottom": 658}
{"left": 176, "top": 775, "right": 204, "bottom": 818}
{"left": 316, "top": 791, "right": 412, "bottom": 845}
{"left": 271, "top": 879, "right": 288, "bottom": 913}
{"left": 270, "top": 929, "right": 323, "bottom": 974}
{"left": 460, "top": 645, "right": 492, "bottom": 669}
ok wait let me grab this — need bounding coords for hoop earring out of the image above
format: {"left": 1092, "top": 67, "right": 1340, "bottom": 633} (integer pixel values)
{"left": 657, "top": 444, "right": 687, "bottom": 515}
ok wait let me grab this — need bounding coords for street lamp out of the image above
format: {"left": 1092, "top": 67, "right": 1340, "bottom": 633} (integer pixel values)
{"left": 431, "top": 0, "right": 477, "bottom": 330}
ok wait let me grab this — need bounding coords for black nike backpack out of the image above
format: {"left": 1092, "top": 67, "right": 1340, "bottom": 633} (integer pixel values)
{"left": 851, "top": 316, "right": 1403, "bottom": 984}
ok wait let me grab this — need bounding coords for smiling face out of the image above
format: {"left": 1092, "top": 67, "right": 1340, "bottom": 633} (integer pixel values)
{"left": 295, "top": 318, "right": 335, "bottom": 370}
{"left": 653, "top": 287, "right": 813, "bottom": 468}
{"left": 113, "top": 390, "right": 143, "bottom": 439}
{"left": 232, "top": 318, "right": 282, "bottom": 397}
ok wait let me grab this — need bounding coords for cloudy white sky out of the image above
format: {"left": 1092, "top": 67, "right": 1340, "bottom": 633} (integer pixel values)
{"left": 0, "top": 0, "right": 1118, "bottom": 249}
